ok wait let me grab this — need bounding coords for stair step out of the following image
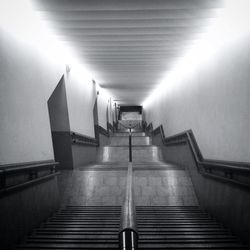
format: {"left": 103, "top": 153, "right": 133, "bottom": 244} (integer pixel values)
{"left": 137, "top": 206, "right": 248, "bottom": 249}
{"left": 137, "top": 225, "right": 223, "bottom": 228}
{"left": 138, "top": 243, "right": 248, "bottom": 249}
{"left": 30, "top": 232, "right": 118, "bottom": 236}
{"left": 17, "top": 243, "right": 118, "bottom": 249}
{"left": 43, "top": 222, "right": 120, "bottom": 226}
{"left": 16, "top": 206, "right": 121, "bottom": 249}
{"left": 35, "top": 228, "right": 119, "bottom": 232}
{"left": 26, "top": 238, "right": 118, "bottom": 243}
{"left": 138, "top": 229, "right": 230, "bottom": 232}
{"left": 139, "top": 235, "right": 237, "bottom": 240}
{"left": 16, "top": 205, "right": 248, "bottom": 250}
{"left": 28, "top": 235, "right": 118, "bottom": 239}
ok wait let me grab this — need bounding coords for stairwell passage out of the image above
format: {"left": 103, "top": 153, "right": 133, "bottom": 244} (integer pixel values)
{"left": 15, "top": 127, "right": 250, "bottom": 249}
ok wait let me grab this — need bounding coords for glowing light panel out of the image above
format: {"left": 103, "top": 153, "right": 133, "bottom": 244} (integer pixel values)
{"left": 142, "top": 0, "right": 250, "bottom": 108}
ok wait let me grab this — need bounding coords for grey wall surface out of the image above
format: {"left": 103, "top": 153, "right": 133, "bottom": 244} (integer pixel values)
{"left": 0, "top": 28, "right": 110, "bottom": 166}
{"left": 144, "top": 34, "right": 250, "bottom": 163}
{"left": 0, "top": 28, "right": 64, "bottom": 165}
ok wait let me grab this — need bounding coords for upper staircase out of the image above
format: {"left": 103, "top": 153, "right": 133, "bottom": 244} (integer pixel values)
{"left": 98, "top": 128, "right": 162, "bottom": 163}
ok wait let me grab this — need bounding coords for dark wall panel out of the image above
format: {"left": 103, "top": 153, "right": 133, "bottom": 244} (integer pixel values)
{"left": 51, "top": 131, "right": 73, "bottom": 169}
{"left": 71, "top": 144, "right": 98, "bottom": 168}
{"left": 48, "top": 76, "right": 70, "bottom": 132}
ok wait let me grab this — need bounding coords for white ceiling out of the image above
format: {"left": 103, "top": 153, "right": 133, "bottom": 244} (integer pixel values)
{"left": 33, "top": 0, "right": 223, "bottom": 104}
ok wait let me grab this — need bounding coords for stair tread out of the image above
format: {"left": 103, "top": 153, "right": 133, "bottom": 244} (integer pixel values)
{"left": 138, "top": 243, "right": 248, "bottom": 248}
{"left": 17, "top": 206, "right": 120, "bottom": 249}
{"left": 16, "top": 205, "right": 248, "bottom": 250}
{"left": 16, "top": 243, "right": 118, "bottom": 248}
{"left": 136, "top": 206, "right": 247, "bottom": 249}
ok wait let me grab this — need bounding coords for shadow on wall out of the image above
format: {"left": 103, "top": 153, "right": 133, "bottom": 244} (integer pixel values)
{"left": 47, "top": 75, "right": 74, "bottom": 169}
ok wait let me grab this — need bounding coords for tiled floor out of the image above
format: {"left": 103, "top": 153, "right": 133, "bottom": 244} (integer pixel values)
{"left": 58, "top": 161, "right": 198, "bottom": 207}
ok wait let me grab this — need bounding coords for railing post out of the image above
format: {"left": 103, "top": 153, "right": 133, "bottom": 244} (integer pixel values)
{"left": 119, "top": 229, "right": 138, "bottom": 250}
{"left": 129, "top": 127, "right": 132, "bottom": 162}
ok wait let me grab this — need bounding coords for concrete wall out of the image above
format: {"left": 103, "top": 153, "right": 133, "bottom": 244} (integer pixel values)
{"left": 144, "top": 33, "right": 250, "bottom": 163}
{"left": 65, "top": 70, "right": 96, "bottom": 137}
{"left": 0, "top": 176, "right": 59, "bottom": 249}
{"left": 0, "top": 27, "right": 110, "bottom": 166}
{"left": 0, "top": 28, "right": 64, "bottom": 165}
{"left": 97, "top": 87, "right": 110, "bottom": 130}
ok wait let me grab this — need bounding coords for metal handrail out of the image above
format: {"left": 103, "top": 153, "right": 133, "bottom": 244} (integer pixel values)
{"left": 119, "top": 163, "right": 138, "bottom": 250}
{"left": 0, "top": 161, "right": 59, "bottom": 195}
{"left": 152, "top": 125, "right": 250, "bottom": 189}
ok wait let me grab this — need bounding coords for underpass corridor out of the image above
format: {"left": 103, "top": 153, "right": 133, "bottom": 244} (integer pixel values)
{"left": 16, "top": 129, "right": 248, "bottom": 249}
{"left": 1, "top": 1, "right": 250, "bottom": 249}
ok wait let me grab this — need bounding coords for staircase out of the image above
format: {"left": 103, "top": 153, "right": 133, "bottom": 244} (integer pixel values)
{"left": 136, "top": 206, "right": 248, "bottom": 249}
{"left": 16, "top": 205, "right": 249, "bottom": 249}
{"left": 98, "top": 130, "right": 162, "bottom": 163}
{"left": 16, "top": 206, "right": 121, "bottom": 249}
{"left": 15, "top": 125, "right": 249, "bottom": 249}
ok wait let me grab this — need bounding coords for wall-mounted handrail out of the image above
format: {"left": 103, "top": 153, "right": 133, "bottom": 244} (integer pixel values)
{"left": 0, "top": 160, "right": 59, "bottom": 172}
{"left": 0, "top": 172, "right": 59, "bottom": 195}
{"left": 71, "top": 125, "right": 110, "bottom": 147}
{"left": 0, "top": 160, "right": 59, "bottom": 195}
{"left": 119, "top": 163, "right": 138, "bottom": 250}
{"left": 150, "top": 124, "right": 250, "bottom": 189}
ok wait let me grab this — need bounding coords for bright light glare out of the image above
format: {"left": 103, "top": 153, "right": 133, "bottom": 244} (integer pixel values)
{"left": 96, "top": 84, "right": 113, "bottom": 101}
{"left": 142, "top": 0, "right": 250, "bottom": 108}
{"left": 0, "top": 0, "right": 76, "bottom": 64}
{"left": 0, "top": 0, "right": 112, "bottom": 98}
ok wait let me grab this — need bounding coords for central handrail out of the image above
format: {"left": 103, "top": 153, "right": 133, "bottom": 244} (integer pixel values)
{"left": 119, "top": 163, "right": 138, "bottom": 250}
{"left": 117, "top": 122, "right": 135, "bottom": 162}
{"left": 129, "top": 128, "right": 132, "bottom": 162}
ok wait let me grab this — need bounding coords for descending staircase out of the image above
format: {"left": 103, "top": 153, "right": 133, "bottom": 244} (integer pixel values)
{"left": 16, "top": 206, "right": 121, "bottom": 249}
{"left": 136, "top": 206, "right": 248, "bottom": 249}
{"left": 15, "top": 127, "right": 249, "bottom": 249}
{"left": 16, "top": 206, "right": 249, "bottom": 250}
